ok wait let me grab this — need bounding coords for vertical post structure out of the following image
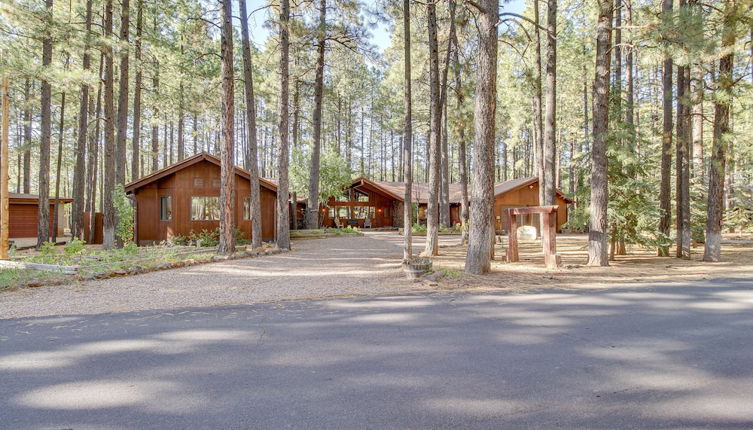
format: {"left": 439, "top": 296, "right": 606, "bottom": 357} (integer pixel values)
{"left": 505, "top": 206, "right": 560, "bottom": 269}
{"left": 505, "top": 208, "right": 519, "bottom": 262}
{"left": 1, "top": 76, "right": 9, "bottom": 259}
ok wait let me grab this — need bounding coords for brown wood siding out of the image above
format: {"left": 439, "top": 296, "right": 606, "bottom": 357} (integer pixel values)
{"left": 493, "top": 182, "right": 568, "bottom": 233}
{"left": 133, "top": 159, "right": 276, "bottom": 244}
{"left": 7, "top": 203, "right": 64, "bottom": 238}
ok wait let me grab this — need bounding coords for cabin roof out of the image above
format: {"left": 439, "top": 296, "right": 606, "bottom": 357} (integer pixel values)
{"left": 9, "top": 193, "right": 74, "bottom": 203}
{"left": 352, "top": 176, "right": 572, "bottom": 204}
{"left": 124, "top": 152, "right": 278, "bottom": 193}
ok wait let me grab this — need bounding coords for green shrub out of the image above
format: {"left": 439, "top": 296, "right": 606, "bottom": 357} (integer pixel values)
{"left": 121, "top": 242, "right": 139, "bottom": 256}
{"left": 170, "top": 234, "right": 189, "bottom": 246}
{"left": 340, "top": 226, "right": 360, "bottom": 234}
{"left": 411, "top": 223, "right": 427, "bottom": 234}
{"left": 64, "top": 238, "right": 87, "bottom": 255}
{"left": 189, "top": 229, "right": 219, "bottom": 247}
{"left": 39, "top": 241, "right": 57, "bottom": 256}
{"left": 234, "top": 227, "right": 246, "bottom": 242}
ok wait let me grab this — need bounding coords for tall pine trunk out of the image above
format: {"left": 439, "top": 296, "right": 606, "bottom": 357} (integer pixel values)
{"left": 658, "top": 0, "right": 673, "bottom": 257}
{"left": 438, "top": 0, "right": 457, "bottom": 228}
{"left": 464, "top": 0, "right": 498, "bottom": 274}
{"left": 306, "top": 0, "right": 326, "bottom": 230}
{"left": 533, "top": 0, "right": 544, "bottom": 205}
{"left": 423, "top": 0, "right": 441, "bottom": 257}
{"left": 37, "top": 0, "right": 53, "bottom": 248}
{"left": 102, "top": 0, "right": 116, "bottom": 249}
{"left": 22, "top": 79, "right": 32, "bottom": 194}
{"left": 275, "top": 0, "right": 291, "bottom": 250}
{"left": 239, "top": 0, "right": 263, "bottom": 249}
{"left": 72, "top": 0, "right": 92, "bottom": 239}
{"left": 52, "top": 91, "right": 66, "bottom": 243}
{"left": 703, "top": 4, "right": 737, "bottom": 261}
{"left": 402, "top": 0, "right": 413, "bottom": 262}
{"left": 587, "top": 0, "right": 612, "bottom": 267}
{"left": 218, "top": 0, "right": 236, "bottom": 255}
{"left": 131, "top": 0, "right": 143, "bottom": 180}
{"left": 543, "top": 0, "right": 557, "bottom": 206}
{"left": 450, "top": 16, "right": 469, "bottom": 244}
{"left": 115, "top": 0, "right": 130, "bottom": 186}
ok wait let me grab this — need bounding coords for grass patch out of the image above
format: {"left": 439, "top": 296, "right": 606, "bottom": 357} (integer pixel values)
{"left": 436, "top": 267, "right": 463, "bottom": 278}
{"left": 2, "top": 243, "right": 220, "bottom": 289}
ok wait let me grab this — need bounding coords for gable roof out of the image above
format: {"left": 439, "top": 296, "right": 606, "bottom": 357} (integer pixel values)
{"left": 124, "top": 152, "right": 278, "bottom": 193}
{"left": 349, "top": 176, "right": 572, "bottom": 204}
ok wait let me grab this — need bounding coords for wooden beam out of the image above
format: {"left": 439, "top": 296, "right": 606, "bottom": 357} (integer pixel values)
{"left": 506, "top": 209, "right": 519, "bottom": 262}
{"left": 1, "top": 76, "right": 9, "bottom": 259}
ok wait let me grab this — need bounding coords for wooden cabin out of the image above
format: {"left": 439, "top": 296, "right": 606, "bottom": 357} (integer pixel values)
{"left": 125, "top": 153, "right": 278, "bottom": 246}
{"left": 321, "top": 176, "right": 570, "bottom": 233}
{"left": 6, "top": 193, "right": 71, "bottom": 239}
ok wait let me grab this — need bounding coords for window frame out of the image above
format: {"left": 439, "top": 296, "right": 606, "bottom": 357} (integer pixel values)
{"left": 159, "top": 195, "right": 172, "bottom": 221}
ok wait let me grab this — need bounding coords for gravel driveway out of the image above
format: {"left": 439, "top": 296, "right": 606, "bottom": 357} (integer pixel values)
{"left": 0, "top": 232, "right": 460, "bottom": 319}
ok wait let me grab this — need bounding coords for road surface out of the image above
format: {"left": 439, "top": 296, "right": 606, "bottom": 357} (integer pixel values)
{"left": 1, "top": 277, "right": 752, "bottom": 429}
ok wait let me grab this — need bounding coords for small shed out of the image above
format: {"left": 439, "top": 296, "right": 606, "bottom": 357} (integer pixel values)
{"left": 6, "top": 193, "right": 71, "bottom": 239}
{"left": 125, "top": 152, "right": 278, "bottom": 245}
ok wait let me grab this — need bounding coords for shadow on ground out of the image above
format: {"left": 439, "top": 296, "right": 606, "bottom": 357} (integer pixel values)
{"left": 1, "top": 277, "right": 753, "bottom": 429}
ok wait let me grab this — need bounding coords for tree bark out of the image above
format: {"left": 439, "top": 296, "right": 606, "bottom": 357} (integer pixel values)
{"left": 22, "top": 79, "right": 32, "bottom": 194}
{"left": 37, "top": 0, "right": 54, "bottom": 248}
{"left": 542, "top": 0, "right": 557, "bottom": 206}
{"left": 587, "top": 0, "right": 612, "bottom": 267}
{"left": 423, "top": 0, "right": 441, "bottom": 257}
{"left": 676, "top": 31, "right": 691, "bottom": 260}
{"left": 151, "top": 49, "right": 160, "bottom": 173}
{"left": 275, "top": 0, "right": 291, "bottom": 250}
{"left": 438, "top": 0, "right": 457, "bottom": 228}
{"left": 402, "top": 0, "right": 413, "bottom": 262}
{"left": 131, "top": 0, "right": 143, "bottom": 181}
{"left": 87, "top": 54, "right": 103, "bottom": 239}
{"left": 115, "top": 0, "right": 130, "bottom": 186}
{"left": 52, "top": 91, "right": 66, "bottom": 243}
{"left": 450, "top": 18, "right": 469, "bottom": 244}
{"left": 239, "top": 0, "right": 263, "bottom": 249}
{"left": 102, "top": 0, "right": 116, "bottom": 249}
{"left": 658, "top": 0, "right": 673, "bottom": 257}
{"left": 72, "top": 0, "right": 93, "bottom": 239}
{"left": 533, "top": 0, "right": 544, "bottom": 206}
{"left": 464, "top": 0, "right": 498, "bottom": 274}
{"left": 217, "top": 0, "right": 236, "bottom": 255}
{"left": 703, "top": 7, "right": 737, "bottom": 262}
{"left": 306, "top": 0, "right": 327, "bottom": 230}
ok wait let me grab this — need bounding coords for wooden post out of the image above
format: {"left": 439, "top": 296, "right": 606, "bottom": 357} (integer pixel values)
{"left": 542, "top": 209, "right": 560, "bottom": 268}
{"left": 1, "top": 76, "right": 9, "bottom": 259}
{"left": 506, "top": 208, "right": 519, "bottom": 262}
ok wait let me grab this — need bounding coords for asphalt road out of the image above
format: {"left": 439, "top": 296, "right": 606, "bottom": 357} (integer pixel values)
{"left": 1, "top": 278, "right": 753, "bottom": 429}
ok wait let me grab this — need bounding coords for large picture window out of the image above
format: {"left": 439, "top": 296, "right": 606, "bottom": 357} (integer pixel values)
{"left": 191, "top": 196, "right": 220, "bottom": 221}
{"left": 160, "top": 196, "right": 172, "bottom": 221}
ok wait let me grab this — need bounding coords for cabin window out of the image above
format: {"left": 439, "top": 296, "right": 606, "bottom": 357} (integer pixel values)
{"left": 328, "top": 207, "right": 335, "bottom": 218}
{"left": 160, "top": 196, "right": 172, "bottom": 221}
{"left": 191, "top": 196, "right": 220, "bottom": 221}
{"left": 212, "top": 179, "right": 221, "bottom": 188}
{"left": 355, "top": 191, "right": 369, "bottom": 202}
{"left": 193, "top": 178, "right": 204, "bottom": 187}
{"left": 337, "top": 207, "right": 350, "bottom": 218}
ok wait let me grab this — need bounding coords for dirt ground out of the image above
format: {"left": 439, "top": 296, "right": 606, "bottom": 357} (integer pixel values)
{"left": 432, "top": 234, "right": 753, "bottom": 292}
